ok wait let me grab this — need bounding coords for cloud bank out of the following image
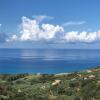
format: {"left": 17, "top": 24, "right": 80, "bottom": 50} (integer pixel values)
{"left": 3, "top": 15, "right": 100, "bottom": 43}
{"left": 8, "top": 16, "right": 64, "bottom": 42}
{"left": 64, "top": 31, "right": 100, "bottom": 43}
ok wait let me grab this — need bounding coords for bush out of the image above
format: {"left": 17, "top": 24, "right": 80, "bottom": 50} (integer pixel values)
{"left": 34, "top": 94, "right": 49, "bottom": 100}
{"left": 66, "top": 89, "right": 74, "bottom": 96}
{"left": 69, "top": 81, "right": 80, "bottom": 88}
{"left": 56, "top": 95, "right": 67, "bottom": 100}
{"left": 74, "top": 96, "right": 81, "bottom": 100}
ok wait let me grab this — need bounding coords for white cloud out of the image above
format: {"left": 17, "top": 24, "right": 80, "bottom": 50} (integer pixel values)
{"left": 6, "top": 34, "right": 18, "bottom": 42}
{"left": 6, "top": 16, "right": 100, "bottom": 43}
{"left": 0, "top": 24, "right": 1, "bottom": 27}
{"left": 63, "top": 31, "right": 100, "bottom": 43}
{"left": 63, "top": 21, "right": 86, "bottom": 26}
{"left": 33, "top": 15, "right": 54, "bottom": 23}
{"left": 39, "top": 24, "right": 64, "bottom": 39}
{"left": 20, "top": 16, "right": 40, "bottom": 41}
{"left": 19, "top": 16, "right": 63, "bottom": 41}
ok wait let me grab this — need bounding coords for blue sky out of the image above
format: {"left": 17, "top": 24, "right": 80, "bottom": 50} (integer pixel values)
{"left": 0, "top": 0, "right": 100, "bottom": 48}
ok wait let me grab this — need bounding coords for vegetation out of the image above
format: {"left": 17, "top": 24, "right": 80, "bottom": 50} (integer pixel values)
{"left": 0, "top": 67, "right": 100, "bottom": 100}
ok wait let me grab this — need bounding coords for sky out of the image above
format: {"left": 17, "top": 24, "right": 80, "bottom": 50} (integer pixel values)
{"left": 0, "top": 0, "right": 100, "bottom": 49}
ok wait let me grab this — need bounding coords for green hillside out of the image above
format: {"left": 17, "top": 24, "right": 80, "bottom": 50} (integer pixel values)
{"left": 0, "top": 67, "right": 100, "bottom": 100}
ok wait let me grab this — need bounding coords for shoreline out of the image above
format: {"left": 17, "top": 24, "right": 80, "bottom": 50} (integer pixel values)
{"left": 0, "top": 66, "right": 99, "bottom": 75}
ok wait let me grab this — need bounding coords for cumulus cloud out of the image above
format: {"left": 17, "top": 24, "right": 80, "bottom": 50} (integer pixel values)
{"left": 63, "top": 21, "right": 86, "bottom": 26}
{"left": 20, "top": 16, "right": 40, "bottom": 41}
{"left": 19, "top": 16, "right": 63, "bottom": 41}
{"left": 6, "top": 34, "right": 18, "bottom": 42}
{"left": 63, "top": 31, "right": 100, "bottom": 43}
{"left": 40, "top": 24, "right": 64, "bottom": 39}
{"left": 6, "top": 16, "right": 100, "bottom": 43}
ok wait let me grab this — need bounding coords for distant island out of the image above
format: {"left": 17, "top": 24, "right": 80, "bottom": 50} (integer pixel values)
{"left": 0, "top": 66, "right": 100, "bottom": 100}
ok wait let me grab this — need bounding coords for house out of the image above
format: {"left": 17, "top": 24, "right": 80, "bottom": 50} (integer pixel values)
{"left": 88, "top": 75, "right": 96, "bottom": 79}
{"left": 52, "top": 80, "right": 61, "bottom": 86}
{"left": 86, "top": 70, "right": 92, "bottom": 73}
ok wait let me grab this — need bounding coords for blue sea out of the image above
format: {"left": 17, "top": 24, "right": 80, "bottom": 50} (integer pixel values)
{"left": 0, "top": 49, "right": 100, "bottom": 74}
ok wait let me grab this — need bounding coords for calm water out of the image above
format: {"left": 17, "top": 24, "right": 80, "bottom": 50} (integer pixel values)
{"left": 0, "top": 49, "right": 100, "bottom": 74}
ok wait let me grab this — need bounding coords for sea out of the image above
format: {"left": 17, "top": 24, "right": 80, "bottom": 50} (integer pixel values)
{"left": 0, "top": 49, "right": 100, "bottom": 74}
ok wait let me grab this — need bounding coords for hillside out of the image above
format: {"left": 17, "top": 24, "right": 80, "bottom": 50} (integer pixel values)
{"left": 0, "top": 67, "right": 100, "bottom": 100}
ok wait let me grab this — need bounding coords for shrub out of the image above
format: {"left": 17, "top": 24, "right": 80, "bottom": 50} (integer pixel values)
{"left": 74, "top": 96, "right": 81, "bottom": 100}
